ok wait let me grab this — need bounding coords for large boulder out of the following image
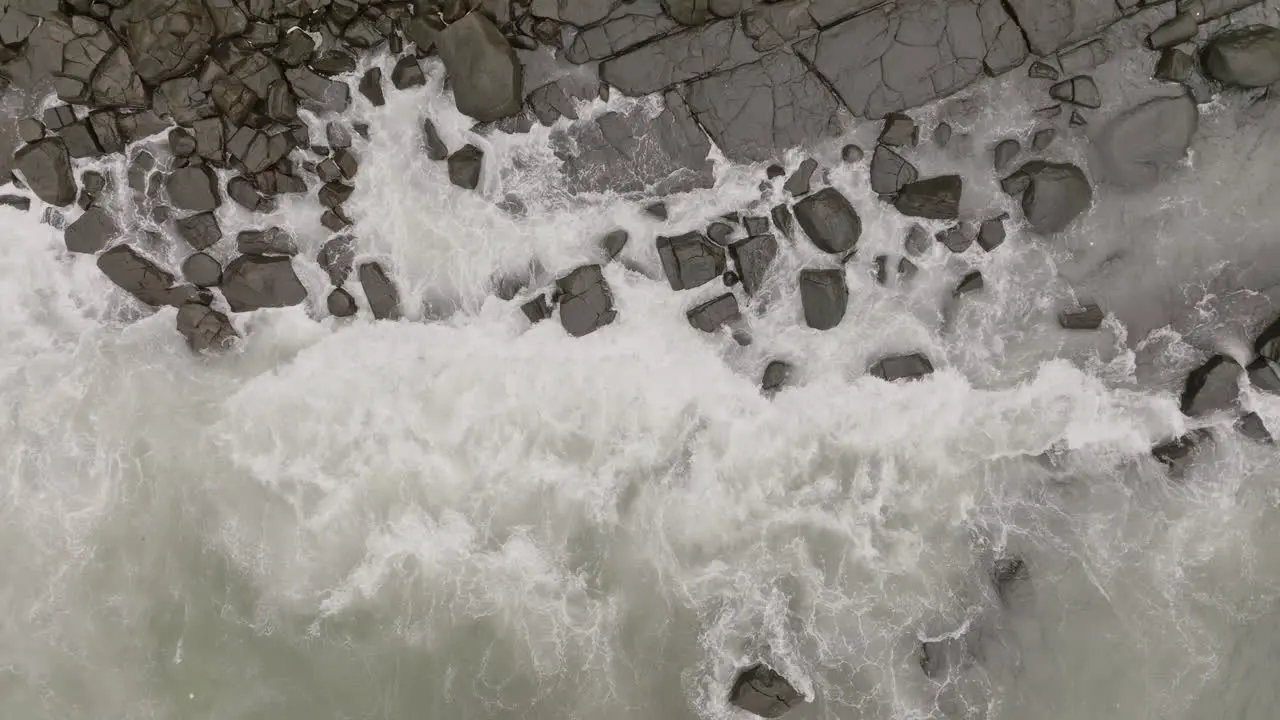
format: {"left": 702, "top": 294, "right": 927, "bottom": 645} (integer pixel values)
{"left": 728, "top": 663, "right": 802, "bottom": 718}
{"left": 64, "top": 207, "right": 118, "bottom": 253}
{"left": 97, "top": 244, "right": 185, "bottom": 306}
{"left": 1203, "top": 25, "right": 1280, "bottom": 88}
{"left": 436, "top": 12, "right": 521, "bottom": 122}
{"left": 14, "top": 138, "right": 76, "bottom": 206}
{"left": 358, "top": 261, "right": 400, "bottom": 320}
{"left": 557, "top": 264, "right": 617, "bottom": 337}
{"left": 687, "top": 293, "right": 740, "bottom": 333}
{"left": 1005, "top": 161, "right": 1092, "bottom": 234}
{"left": 657, "top": 232, "right": 726, "bottom": 290}
{"left": 1092, "top": 94, "right": 1197, "bottom": 190}
{"left": 219, "top": 255, "right": 307, "bottom": 312}
{"left": 793, "top": 188, "right": 860, "bottom": 254}
{"left": 799, "top": 268, "right": 847, "bottom": 331}
{"left": 111, "top": 0, "right": 216, "bottom": 84}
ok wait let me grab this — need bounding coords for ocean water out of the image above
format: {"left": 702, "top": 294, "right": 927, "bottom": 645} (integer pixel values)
{"left": 5, "top": 38, "right": 1280, "bottom": 720}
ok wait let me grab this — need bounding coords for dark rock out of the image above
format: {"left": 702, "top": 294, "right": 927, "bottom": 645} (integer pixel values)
{"left": 192, "top": 118, "right": 224, "bottom": 161}
{"left": 226, "top": 176, "right": 268, "bottom": 212}
{"left": 265, "top": 80, "right": 298, "bottom": 122}
{"left": 1203, "top": 25, "right": 1280, "bottom": 88}
{"left": 1059, "top": 303, "right": 1103, "bottom": 329}
{"left": 706, "top": 222, "right": 734, "bottom": 246}
{"left": 663, "top": 0, "right": 710, "bottom": 26}
{"left": 993, "top": 138, "right": 1020, "bottom": 172}
{"left": 169, "top": 127, "right": 197, "bottom": 157}
{"left": 1031, "top": 128, "right": 1056, "bottom": 152}
{"left": 1003, "top": 0, "right": 1118, "bottom": 57}
{"left": 437, "top": 13, "right": 521, "bottom": 121}
{"left": 42, "top": 106, "right": 76, "bottom": 132}
{"left": 317, "top": 288, "right": 354, "bottom": 317}
{"left": 326, "top": 122, "right": 351, "bottom": 150}
{"left": 878, "top": 112, "right": 917, "bottom": 147}
{"left": 1181, "top": 355, "right": 1242, "bottom": 417}
{"left": 391, "top": 56, "right": 425, "bottom": 89}
{"left": 565, "top": 0, "right": 678, "bottom": 63}
{"left": 1146, "top": 13, "right": 1197, "bottom": 52}
{"left": 358, "top": 262, "right": 400, "bottom": 320}
{"left": 841, "top": 144, "right": 863, "bottom": 163}
{"left": 359, "top": 67, "right": 385, "bottom": 106}
{"left": 156, "top": 77, "right": 216, "bottom": 125}
{"left": 447, "top": 145, "right": 484, "bottom": 190}
{"left": 728, "top": 233, "right": 777, "bottom": 296}
{"left": 220, "top": 255, "right": 307, "bottom": 312}
{"left": 1154, "top": 48, "right": 1193, "bottom": 83}
{"left": 799, "top": 268, "right": 846, "bottom": 331}
{"left": 771, "top": 204, "right": 794, "bottom": 239}
{"left": 317, "top": 235, "right": 355, "bottom": 285}
{"left": 1069, "top": 110, "right": 1087, "bottom": 127}
{"left": 743, "top": 216, "right": 769, "bottom": 236}
{"left": 1093, "top": 94, "right": 1197, "bottom": 190}
{"left": 657, "top": 232, "right": 726, "bottom": 290}
{"left": 1152, "top": 429, "right": 1213, "bottom": 472}
{"left": 1029, "top": 60, "right": 1059, "bottom": 80}
{"left": 919, "top": 636, "right": 973, "bottom": 680}
{"left": 955, "top": 270, "right": 983, "bottom": 296}
{"left": 14, "top": 138, "right": 76, "bottom": 206}
{"left": 176, "top": 301, "right": 239, "bottom": 352}
{"left": 97, "top": 244, "right": 182, "bottom": 306}
{"left": 783, "top": 159, "right": 818, "bottom": 197}
{"left": 898, "top": 257, "right": 918, "bottom": 283}
{"left": 167, "top": 166, "right": 220, "bottom": 213}
{"left": 687, "top": 292, "right": 741, "bottom": 334}
{"left": 114, "top": 0, "right": 215, "bottom": 84}
{"left": 182, "top": 252, "right": 222, "bottom": 287}
{"left": 276, "top": 28, "right": 316, "bottom": 66}
{"left": 91, "top": 46, "right": 148, "bottom": 109}
{"left": 645, "top": 202, "right": 668, "bottom": 220}
{"left": 557, "top": 264, "right": 616, "bottom": 337}
{"left": 59, "top": 121, "right": 102, "bottom": 158}
{"left": 899, "top": 225, "right": 930, "bottom": 259}
{"left": 237, "top": 227, "right": 297, "bottom": 255}
{"left": 728, "top": 663, "right": 801, "bottom": 719}
{"left": 895, "top": 175, "right": 961, "bottom": 220}
{"left": 766, "top": 165, "right": 785, "bottom": 180}
{"left": 310, "top": 51, "right": 357, "bottom": 76}
{"left": 422, "top": 118, "right": 449, "bottom": 160}
{"left": 793, "top": 187, "right": 860, "bottom": 255}
{"left": 936, "top": 223, "right": 972, "bottom": 253}
{"left": 1248, "top": 357, "right": 1280, "bottom": 395}
{"left": 285, "top": 67, "right": 350, "bottom": 113}
{"left": 64, "top": 207, "right": 117, "bottom": 253}
{"left": 1009, "top": 161, "right": 1091, "bottom": 234}
{"left": 933, "top": 122, "right": 951, "bottom": 148}
{"left": 17, "top": 118, "right": 44, "bottom": 143}
{"left": 869, "top": 145, "right": 917, "bottom": 195}
{"left": 318, "top": 181, "right": 354, "bottom": 208}
{"left": 977, "top": 216, "right": 1005, "bottom": 251}
{"left": 761, "top": 360, "right": 792, "bottom": 395}
{"left": 601, "top": 229, "right": 629, "bottom": 260}
{"left": 722, "top": 271, "right": 740, "bottom": 287}
{"left": 521, "top": 294, "right": 552, "bottom": 323}
{"left": 1049, "top": 76, "right": 1101, "bottom": 108}
{"left": 174, "top": 212, "right": 222, "bottom": 250}
{"left": 321, "top": 209, "right": 351, "bottom": 232}
{"left": 869, "top": 353, "right": 934, "bottom": 382}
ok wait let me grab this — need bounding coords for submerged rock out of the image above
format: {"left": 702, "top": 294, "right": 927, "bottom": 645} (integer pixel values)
{"left": 1203, "top": 25, "right": 1280, "bottom": 88}
{"left": 799, "top": 268, "right": 847, "bottom": 331}
{"left": 657, "top": 232, "right": 726, "bottom": 291}
{"left": 869, "top": 353, "right": 934, "bottom": 382}
{"left": 1059, "top": 303, "right": 1104, "bottom": 329}
{"left": 728, "top": 663, "right": 801, "bottom": 718}
{"left": 993, "top": 555, "right": 1031, "bottom": 607}
{"left": 1152, "top": 429, "right": 1213, "bottom": 474}
{"left": 1093, "top": 94, "right": 1197, "bottom": 190}
{"left": 793, "top": 187, "right": 860, "bottom": 254}
{"left": 557, "top": 264, "right": 616, "bottom": 337}
{"left": 220, "top": 255, "right": 307, "bottom": 312}
{"left": 176, "top": 301, "right": 239, "bottom": 353}
{"left": 1181, "top": 355, "right": 1242, "bottom": 417}
{"left": 993, "top": 139, "right": 1020, "bottom": 172}
{"left": 894, "top": 175, "right": 961, "bottom": 221}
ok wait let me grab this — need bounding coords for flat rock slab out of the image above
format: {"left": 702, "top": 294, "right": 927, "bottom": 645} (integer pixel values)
{"left": 1092, "top": 94, "right": 1197, "bottom": 190}
{"left": 97, "top": 244, "right": 182, "bottom": 306}
{"left": 687, "top": 292, "right": 741, "bottom": 333}
{"left": 1181, "top": 355, "right": 1242, "bottom": 417}
{"left": 220, "top": 255, "right": 307, "bottom": 312}
{"left": 14, "top": 138, "right": 76, "bottom": 206}
{"left": 657, "top": 231, "right": 726, "bottom": 291}
{"left": 565, "top": 0, "right": 678, "bottom": 63}
{"left": 1003, "top": 0, "right": 1119, "bottom": 56}
{"left": 64, "top": 207, "right": 118, "bottom": 253}
{"left": 359, "top": 261, "right": 401, "bottom": 320}
{"left": 166, "top": 166, "right": 221, "bottom": 213}
{"left": 794, "top": 187, "right": 861, "bottom": 254}
{"left": 799, "top": 268, "right": 847, "bottom": 331}
{"left": 894, "top": 175, "right": 962, "bottom": 220}
{"left": 728, "top": 233, "right": 778, "bottom": 296}
{"left": 557, "top": 264, "right": 617, "bottom": 337}
{"left": 870, "top": 145, "right": 918, "bottom": 195}
{"left": 728, "top": 663, "right": 802, "bottom": 719}
{"left": 1059, "top": 303, "right": 1103, "bottom": 329}
{"left": 870, "top": 352, "right": 934, "bottom": 381}
{"left": 436, "top": 13, "right": 522, "bottom": 121}
{"left": 1203, "top": 25, "right": 1280, "bottom": 88}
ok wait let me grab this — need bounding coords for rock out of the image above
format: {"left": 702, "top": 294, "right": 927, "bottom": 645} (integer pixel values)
{"left": 869, "top": 145, "right": 917, "bottom": 195}
{"left": 687, "top": 293, "right": 740, "bottom": 333}
{"left": 334, "top": 149, "right": 359, "bottom": 179}
{"left": 91, "top": 46, "right": 148, "bottom": 109}
{"left": 172, "top": 211, "right": 221, "bottom": 251}
{"left": 18, "top": 118, "right": 44, "bottom": 143}
{"left": 707, "top": 222, "right": 734, "bottom": 246}
{"left": 761, "top": 360, "right": 792, "bottom": 395}
{"left": 1070, "top": 110, "right": 1087, "bottom": 127}
{"left": 436, "top": 13, "right": 521, "bottom": 122}
{"left": 169, "top": 127, "right": 197, "bottom": 157}
{"left": 1154, "top": 48, "right": 1193, "bottom": 83}
{"left": 392, "top": 56, "right": 425, "bottom": 89}
{"left": 728, "top": 233, "right": 777, "bottom": 296}
{"left": 904, "top": 224, "right": 930, "bottom": 256}
{"left": 1029, "top": 60, "right": 1059, "bottom": 80}
{"left": 1009, "top": 161, "right": 1092, "bottom": 234}
{"left": 285, "top": 67, "right": 350, "bottom": 113}
{"left": 898, "top": 257, "right": 918, "bottom": 283}
{"left": 358, "top": 262, "right": 400, "bottom": 320}
{"left": 447, "top": 145, "right": 484, "bottom": 190}
{"left": 220, "top": 255, "right": 307, "bottom": 312}
{"left": 1049, "top": 76, "right": 1101, "bottom": 108}
{"left": 318, "top": 235, "right": 355, "bottom": 285}
{"left": 993, "top": 138, "right": 1020, "bottom": 172}
{"left": 1203, "top": 25, "right": 1280, "bottom": 88}
{"left": 237, "top": 227, "right": 296, "bottom": 255}
{"left": 936, "top": 224, "right": 972, "bottom": 253}
{"left": 1031, "top": 128, "right": 1056, "bottom": 151}
{"left": 318, "top": 182, "right": 354, "bottom": 208}
{"left": 564, "top": 0, "right": 678, "bottom": 62}
{"left": 977, "top": 216, "right": 1005, "bottom": 251}
{"left": 894, "top": 175, "right": 961, "bottom": 220}
{"left": 919, "top": 636, "right": 973, "bottom": 680}
{"left": 326, "top": 122, "right": 351, "bottom": 150}
{"left": 1092, "top": 94, "right": 1197, "bottom": 190}
{"left": 359, "top": 67, "right": 385, "bottom": 106}
{"left": 645, "top": 202, "right": 669, "bottom": 220}
{"left": 64, "top": 207, "right": 117, "bottom": 253}
{"left": 601, "top": 229, "right": 629, "bottom": 260}
{"left": 1036, "top": 104, "right": 1064, "bottom": 119}
{"left": 841, "top": 144, "right": 864, "bottom": 163}
{"left": 993, "top": 555, "right": 1031, "bottom": 607}
{"left": 662, "top": 0, "right": 709, "bottom": 26}
{"left": 771, "top": 204, "right": 794, "bottom": 239}
{"left": 728, "top": 663, "right": 801, "bottom": 719}
{"left": 276, "top": 28, "right": 315, "bottom": 66}
{"left": 1181, "top": 355, "right": 1242, "bottom": 417}
{"left": 166, "top": 166, "right": 220, "bottom": 213}
{"left": 97, "top": 244, "right": 182, "bottom": 306}
{"left": 783, "top": 159, "right": 818, "bottom": 197}
{"left": 793, "top": 187, "right": 861, "bottom": 255}
{"left": 59, "top": 121, "right": 102, "bottom": 159}
{"left": 933, "top": 122, "right": 952, "bottom": 148}
{"left": 870, "top": 353, "right": 934, "bottom": 382}
{"left": 1059, "top": 39, "right": 1108, "bottom": 75}
{"left": 1145, "top": 13, "right": 1197, "bottom": 52}
{"left": 557, "top": 264, "right": 616, "bottom": 337}
{"left": 657, "top": 232, "right": 726, "bottom": 291}
{"left": 114, "top": 0, "right": 215, "bottom": 84}
{"left": 321, "top": 288, "right": 354, "bottom": 317}
{"left": 181, "top": 252, "right": 222, "bottom": 287}
{"left": 878, "top": 112, "right": 917, "bottom": 147}
{"left": 423, "top": 118, "right": 449, "bottom": 160}
{"left": 743, "top": 216, "right": 769, "bottom": 236}
{"left": 1248, "top": 357, "right": 1280, "bottom": 395}
{"left": 799, "top": 268, "right": 847, "bottom": 331}
{"left": 1059, "top": 303, "right": 1103, "bottom": 329}
{"left": 176, "top": 301, "right": 239, "bottom": 352}
{"left": 521, "top": 294, "right": 552, "bottom": 323}
{"left": 766, "top": 165, "right": 785, "bottom": 180}
{"left": 14, "top": 138, "right": 76, "bottom": 206}
{"left": 955, "top": 270, "right": 983, "bottom": 296}
{"left": 1152, "top": 429, "right": 1213, "bottom": 473}
{"left": 321, "top": 209, "right": 351, "bottom": 232}
{"left": 42, "top": 106, "right": 76, "bottom": 132}
{"left": 0, "top": 195, "right": 32, "bottom": 211}
{"left": 1237, "top": 412, "right": 1272, "bottom": 443}
{"left": 1003, "top": 0, "right": 1119, "bottom": 57}
{"left": 192, "top": 118, "right": 223, "bottom": 161}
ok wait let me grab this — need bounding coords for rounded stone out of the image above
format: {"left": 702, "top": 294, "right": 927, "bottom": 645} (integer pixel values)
{"left": 327, "top": 288, "right": 357, "bottom": 317}
{"left": 181, "top": 252, "right": 222, "bottom": 288}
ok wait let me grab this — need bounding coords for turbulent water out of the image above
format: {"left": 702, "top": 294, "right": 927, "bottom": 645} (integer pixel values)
{"left": 7, "top": 35, "right": 1280, "bottom": 720}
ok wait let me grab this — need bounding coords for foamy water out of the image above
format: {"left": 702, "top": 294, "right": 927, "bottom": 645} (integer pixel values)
{"left": 4, "top": 40, "right": 1280, "bottom": 720}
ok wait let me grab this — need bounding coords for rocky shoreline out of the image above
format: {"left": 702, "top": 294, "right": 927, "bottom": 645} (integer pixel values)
{"left": 3, "top": 0, "right": 1280, "bottom": 715}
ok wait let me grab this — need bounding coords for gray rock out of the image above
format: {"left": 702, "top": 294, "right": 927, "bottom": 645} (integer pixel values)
{"left": 728, "top": 233, "right": 777, "bottom": 296}
{"left": 1248, "top": 357, "right": 1280, "bottom": 395}
{"left": 166, "top": 167, "right": 220, "bottom": 213}
{"left": 1203, "top": 25, "right": 1280, "bottom": 88}
{"left": 447, "top": 145, "right": 484, "bottom": 190}
{"left": 14, "top": 138, "right": 76, "bottom": 206}
{"left": 601, "top": 229, "right": 629, "bottom": 260}
{"left": 783, "top": 159, "right": 818, "bottom": 197}
{"left": 977, "top": 216, "right": 1005, "bottom": 251}
{"left": 532, "top": 0, "right": 618, "bottom": 26}
{"left": 64, "top": 207, "right": 117, "bottom": 253}
{"left": 327, "top": 288, "right": 357, "bottom": 317}
{"left": 993, "top": 138, "right": 1020, "bottom": 172}
{"left": 936, "top": 223, "right": 973, "bottom": 253}
{"left": 113, "top": 0, "right": 215, "bottom": 84}
{"left": 1029, "top": 60, "right": 1059, "bottom": 80}
{"left": 1049, "top": 75, "right": 1101, "bottom": 108}
{"left": 601, "top": 18, "right": 760, "bottom": 96}
{"left": 728, "top": 663, "right": 801, "bottom": 719}
{"left": 220, "top": 255, "right": 307, "bottom": 312}
{"left": 869, "top": 145, "right": 917, "bottom": 195}
{"left": 326, "top": 122, "right": 351, "bottom": 150}
{"left": 97, "top": 244, "right": 182, "bottom": 306}
{"left": 1093, "top": 94, "right": 1197, "bottom": 190}
{"left": 265, "top": 80, "right": 298, "bottom": 122}
{"left": 321, "top": 209, "right": 351, "bottom": 232}
{"left": 878, "top": 112, "right": 917, "bottom": 147}
{"left": 175, "top": 212, "right": 222, "bottom": 250}
{"left": 318, "top": 235, "right": 355, "bottom": 285}
{"left": 1003, "top": 0, "right": 1119, "bottom": 56}
{"left": 318, "top": 182, "right": 354, "bottom": 208}
{"left": 955, "top": 270, "right": 983, "bottom": 296}
{"left": 42, "top": 105, "right": 76, "bottom": 131}
{"left": 237, "top": 227, "right": 297, "bottom": 255}
{"left": 276, "top": 28, "right": 315, "bottom": 66}
{"left": 743, "top": 216, "right": 769, "bottom": 236}
{"left": 1152, "top": 429, "right": 1213, "bottom": 473}
{"left": 904, "top": 223, "right": 930, "bottom": 256}
{"left": 565, "top": 0, "right": 677, "bottom": 63}
{"left": 169, "top": 127, "right": 197, "bottom": 158}
{"left": 437, "top": 13, "right": 521, "bottom": 122}
{"left": 663, "top": 0, "right": 709, "bottom": 26}
{"left": 59, "top": 121, "right": 102, "bottom": 158}
{"left": 1145, "top": 13, "right": 1197, "bottom": 52}
{"left": 1058, "top": 38, "right": 1108, "bottom": 75}
{"left": 182, "top": 252, "right": 222, "bottom": 287}
{"left": 176, "top": 301, "right": 239, "bottom": 352}
{"left": 334, "top": 149, "right": 358, "bottom": 179}
{"left": 706, "top": 222, "right": 734, "bottom": 245}
{"left": 423, "top": 118, "right": 449, "bottom": 160}
{"left": 1058, "top": 303, "right": 1103, "bottom": 329}
{"left": 391, "top": 56, "right": 426, "bottom": 89}
{"left": 992, "top": 555, "right": 1031, "bottom": 607}
{"left": 192, "top": 118, "right": 224, "bottom": 161}
{"left": 1236, "top": 412, "right": 1272, "bottom": 443}
{"left": 841, "top": 144, "right": 864, "bottom": 163}
{"left": 521, "top": 294, "right": 552, "bottom": 323}
{"left": 18, "top": 118, "right": 44, "bottom": 143}
{"left": 687, "top": 292, "right": 740, "bottom": 333}
{"left": 90, "top": 46, "right": 148, "bottom": 109}
{"left": 657, "top": 232, "right": 726, "bottom": 290}
{"left": 898, "top": 257, "right": 918, "bottom": 283}
{"left": 933, "top": 121, "right": 951, "bottom": 147}
{"left": 894, "top": 175, "right": 962, "bottom": 220}
{"left": 0, "top": 195, "right": 32, "bottom": 211}
{"left": 799, "top": 268, "right": 847, "bottom": 331}
{"left": 1008, "top": 161, "right": 1092, "bottom": 234}
{"left": 870, "top": 353, "right": 934, "bottom": 381}
{"left": 793, "top": 187, "right": 860, "bottom": 254}
{"left": 761, "top": 360, "right": 792, "bottom": 395}
{"left": 285, "top": 67, "right": 350, "bottom": 113}
{"left": 358, "top": 261, "right": 400, "bottom": 320}
{"left": 771, "top": 204, "right": 794, "bottom": 239}
{"left": 359, "top": 67, "right": 385, "bottom": 106}
{"left": 1181, "top": 355, "right": 1242, "bottom": 417}
{"left": 226, "top": 176, "right": 268, "bottom": 211}
{"left": 1031, "top": 128, "right": 1056, "bottom": 151}
{"left": 557, "top": 264, "right": 616, "bottom": 337}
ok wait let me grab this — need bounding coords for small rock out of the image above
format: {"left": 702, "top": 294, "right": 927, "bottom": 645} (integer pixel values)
{"left": 841, "top": 144, "right": 863, "bottom": 163}
{"left": 1181, "top": 355, "right": 1242, "bottom": 417}
{"left": 645, "top": 202, "right": 668, "bottom": 220}
{"left": 933, "top": 122, "right": 951, "bottom": 148}
{"left": 521, "top": 294, "right": 552, "bottom": 323}
{"left": 220, "top": 255, "right": 307, "bottom": 312}
{"left": 557, "top": 264, "right": 616, "bottom": 337}
{"left": 722, "top": 271, "right": 740, "bottom": 287}
{"left": 955, "top": 270, "right": 984, "bottom": 296}
{"left": 359, "top": 67, "right": 385, "bottom": 106}
{"left": 1152, "top": 429, "right": 1213, "bottom": 473}
{"left": 97, "top": 244, "right": 181, "bottom": 307}
{"left": 166, "top": 166, "right": 220, "bottom": 212}
{"left": 176, "top": 301, "right": 239, "bottom": 353}
{"left": 1154, "top": 48, "right": 1193, "bottom": 83}
{"left": 877, "top": 112, "right": 917, "bottom": 147}
{"left": 1069, "top": 110, "right": 1087, "bottom": 128}
{"left": 687, "top": 293, "right": 740, "bottom": 333}
{"left": 391, "top": 56, "right": 426, "bottom": 89}
{"left": 1031, "top": 128, "right": 1056, "bottom": 151}
{"left": 869, "top": 353, "right": 934, "bottom": 382}
{"left": 1203, "top": 25, "right": 1280, "bottom": 88}
{"left": 657, "top": 232, "right": 726, "bottom": 290}
{"left": 936, "top": 224, "right": 972, "bottom": 253}
{"left": 783, "top": 158, "right": 818, "bottom": 197}
{"left": 762, "top": 360, "right": 792, "bottom": 395}
{"left": 447, "top": 145, "right": 484, "bottom": 189}
{"left": 64, "top": 207, "right": 118, "bottom": 254}
{"left": 799, "top": 268, "right": 847, "bottom": 331}
{"left": 169, "top": 127, "right": 197, "bottom": 157}
{"left": 321, "top": 209, "right": 351, "bottom": 232}
{"left": 1236, "top": 412, "right": 1272, "bottom": 443}
{"left": 793, "top": 187, "right": 860, "bottom": 255}
{"left": 327, "top": 288, "right": 357, "bottom": 317}
{"left": 894, "top": 175, "right": 962, "bottom": 220}
{"left": 729, "top": 233, "right": 778, "bottom": 296}
{"left": 318, "top": 182, "right": 355, "bottom": 208}
{"left": 993, "top": 139, "right": 1020, "bottom": 172}
{"left": 869, "top": 145, "right": 918, "bottom": 195}
{"left": 14, "top": 138, "right": 76, "bottom": 206}
{"left": 977, "top": 216, "right": 1006, "bottom": 252}
{"left": 1058, "top": 303, "right": 1104, "bottom": 329}
{"left": 318, "top": 235, "right": 355, "bottom": 285}
{"left": 182, "top": 252, "right": 222, "bottom": 287}
{"left": 743, "top": 216, "right": 769, "bottom": 236}
{"left": 1050, "top": 76, "right": 1101, "bottom": 108}
{"left": 175, "top": 212, "right": 222, "bottom": 250}
{"left": 1029, "top": 61, "right": 1060, "bottom": 80}
{"left": 766, "top": 164, "right": 786, "bottom": 180}
{"left": 423, "top": 118, "right": 449, "bottom": 160}
{"left": 1036, "top": 104, "right": 1063, "bottom": 119}
{"left": 771, "top": 204, "right": 794, "bottom": 239}
{"left": 600, "top": 229, "right": 629, "bottom": 260}
{"left": 728, "top": 664, "right": 801, "bottom": 719}
{"left": 236, "top": 227, "right": 296, "bottom": 255}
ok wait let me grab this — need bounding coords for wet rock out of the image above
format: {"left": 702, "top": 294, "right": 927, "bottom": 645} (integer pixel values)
{"left": 1, "top": 195, "right": 32, "bottom": 211}
{"left": 1059, "top": 303, "right": 1103, "bottom": 329}
{"left": 1036, "top": 104, "right": 1064, "bottom": 119}
{"left": 64, "top": 206, "right": 117, "bottom": 253}
{"left": 43, "top": 106, "right": 76, "bottom": 132}
{"left": 728, "top": 233, "right": 777, "bottom": 296}
{"left": 318, "top": 235, "right": 355, "bottom": 285}
{"left": 898, "top": 257, "right": 918, "bottom": 283}
{"left": 728, "top": 663, "right": 801, "bottom": 719}
{"left": 60, "top": 120, "right": 102, "bottom": 159}
{"left": 1237, "top": 412, "right": 1272, "bottom": 443}
{"left": 176, "top": 301, "right": 239, "bottom": 352}
{"left": 359, "top": 67, "right": 385, "bottom": 106}
{"left": 14, "top": 138, "right": 76, "bottom": 206}
{"left": 1152, "top": 429, "right": 1213, "bottom": 473}
{"left": 993, "top": 138, "right": 1020, "bottom": 172}
{"left": 870, "top": 353, "right": 934, "bottom": 382}
{"left": 894, "top": 175, "right": 961, "bottom": 221}
{"left": 91, "top": 46, "right": 148, "bottom": 109}
{"left": 318, "top": 182, "right": 354, "bottom": 208}
{"left": 663, "top": 0, "right": 710, "bottom": 26}
{"left": 18, "top": 118, "right": 44, "bottom": 143}
{"left": 1093, "top": 94, "right": 1197, "bottom": 190}
{"left": 564, "top": 0, "right": 677, "bottom": 63}
{"left": 878, "top": 112, "right": 917, "bottom": 147}
{"left": 166, "top": 166, "right": 220, "bottom": 213}
{"left": 391, "top": 56, "right": 425, "bottom": 89}
{"left": 88, "top": 114, "right": 125, "bottom": 155}
{"left": 521, "top": 294, "right": 552, "bottom": 323}
{"left": 933, "top": 122, "right": 951, "bottom": 148}
{"left": 869, "top": 145, "right": 917, "bottom": 195}
{"left": 447, "top": 145, "right": 484, "bottom": 190}
{"left": 1070, "top": 110, "right": 1087, "bottom": 127}
{"left": 761, "top": 360, "right": 792, "bottom": 395}
{"left": 770, "top": 204, "right": 794, "bottom": 239}
{"left": 321, "top": 209, "right": 351, "bottom": 232}
{"left": 657, "top": 232, "right": 726, "bottom": 291}
{"left": 237, "top": 227, "right": 296, "bottom": 255}
{"left": 766, "top": 165, "right": 785, "bottom": 180}
{"left": 220, "top": 255, "right": 307, "bottom": 312}
{"left": 1031, "top": 128, "right": 1056, "bottom": 151}
{"left": 1059, "top": 39, "right": 1108, "bottom": 75}
{"left": 936, "top": 224, "right": 972, "bottom": 253}
{"left": 284, "top": 67, "right": 349, "bottom": 113}
{"left": 1008, "top": 161, "right": 1092, "bottom": 234}
{"left": 437, "top": 13, "right": 521, "bottom": 122}
{"left": 173, "top": 211, "right": 221, "bottom": 250}
{"left": 601, "top": 229, "right": 629, "bottom": 260}
{"left": 783, "top": 159, "right": 818, "bottom": 197}
{"left": 276, "top": 28, "right": 315, "bottom": 66}
{"left": 169, "top": 127, "right": 197, "bottom": 157}
{"left": 226, "top": 176, "right": 268, "bottom": 212}
{"left": 601, "top": 17, "right": 759, "bottom": 96}
{"left": 97, "top": 244, "right": 182, "bottom": 306}
{"left": 356, "top": 261, "right": 400, "bottom": 320}
{"left": 1004, "top": 0, "right": 1118, "bottom": 56}
{"left": 181, "top": 252, "right": 222, "bottom": 287}
{"left": 687, "top": 292, "right": 740, "bottom": 333}
{"left": 1154, "top": 48, "right": 1193, "bottom": 83}
{"left": 993, "top": 555, "right": 1031, "bottom": 607}
{"left": 1247, "top": 357, "right": 1280, "bottom": 395}
{"left": 1049, "top": 76, "right": 1101, "bottom": 108}
{"left": 1029, "top": 60, "right": 1059, "bottom": 80}
{"left": 422, "top": 118, "right": 449, "bottom": 160}
{"left": 334, "top": 149, "right": 358, "bottom": 179}
{"left": 1203, "top": 25, "right": 1280, "bottom": 88}
{"left": 557, "top": 264, "right": 616, "bottom": 337}
{"left": 706, "top": 222, "right": 734, "bottom": 246}
{"left": 841, "top": 144, "right": 864, "bottom": 163}
{"left": 645, "top": 202, "right": 669, "bottom": 220}
{"left": 192, "top": 118, "right": 223, "bottom": 161}
{"left": 1181, "top": 355, "right": 1242, "bottom": 417}
{"left": 799, "top": 268, "right": 847, "bottom": 331}
{"left": 793, "top": 187, "right": 860, "bottom": 255}
{"left": 955, "top": 270, "right": 983, "bottom": 296}
{"left": 114, "top": 0, "right": 215, "bottom": 84}
{"left": 977, "top": 216, "right": 1006, "bottom": 252}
